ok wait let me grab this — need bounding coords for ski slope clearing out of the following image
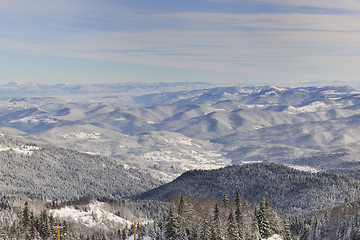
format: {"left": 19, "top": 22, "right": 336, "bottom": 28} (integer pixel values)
{"left": 51, "top": 200, "right": 131, "bottom": 230}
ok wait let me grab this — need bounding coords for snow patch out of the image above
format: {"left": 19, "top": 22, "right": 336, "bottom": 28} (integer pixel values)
{"left": 126, "top": 235, "right": 151, "bottom": 240}
{"left": 166, "top": 136, "right": 193, "bottom": 146}
{"left": 114, "top": 117, "right": 126, "bottom": 121}
{"left": 263, "top": 234, "right": 283, "bottom": 240}
{"left": 246, "top": 104, "right": 266, "bottom": 109}
{"left": 62, "top": 132, "right": 101, "bottom": 139}
{"left": 50, "top": 200, "right": 131, "bottom": 230}
{"left": 286, "top": 101, "right": 332, "bottom": 114}
{"left": 9, "top": 116, "right": 58, "bottom": 124}
{"left": 241, "top": 160, "right": 263, "bottom": 164}
{"left": 0, "top": 145, "right": 40, "bottom": 155}
{"left": 286, "top": 164, "right": 319, "bottom": 173}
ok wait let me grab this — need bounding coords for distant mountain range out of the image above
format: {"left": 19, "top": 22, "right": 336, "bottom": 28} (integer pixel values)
{"left": 1, "top": 82, "right": 360, "bottom": 200}
{"left": 0, "top": 81, "right": 215, "bottom": 99}
{"left": 1, "top": 84, "right": 360, "bottom": 181}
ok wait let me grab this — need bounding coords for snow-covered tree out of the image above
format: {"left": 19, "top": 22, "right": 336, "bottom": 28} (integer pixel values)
{"left": 166, "top": 207, "right": 180, "bottom": 240}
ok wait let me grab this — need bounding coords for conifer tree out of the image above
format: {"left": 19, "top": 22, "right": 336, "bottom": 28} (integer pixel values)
{"left": 222, "top": 193, "right": 230, "bottom": 209}
{"left": 213, "top": 203, "right": 222, "bottom": 240}
{"left": 23, "top": 202, "right": 31, "bottom": 230}
{"left": 282, "top": 215, "right": 292, "bottom": 240}
{"left": 39, "top": 209, "right": 50, "bottom": 240}
{"left": 200, "top": 219, "right": 212, "bottom": 240}
{"left": 166, "top": 207, "right": 179, "bottom": 240}
{"left": 227, "top": 211, "right": 240, "bottom": 240}
{"left": 265, "top": 196, "right": 281, "bottom": 235}
{"left": 178, "top": 196, "right": 185, "bottom": 216}
{"left": 22, "top": 202, "right": 32, "bottom": 240}
{"left": 214, "top": 203, "right": 220, "bottom": 224}
{"left": 0, "top": 226, "right": 6, "bottom": 240}
{"left": 121, "top": 228, "right": 127, "bottom": 240}
{"left": 257, "top": 197, "right": 272, "bottom": 238}
{"left": 299, "top": 227, "right": 310, "bottom": 240}
{"left": 235, "top": 191, "right": 244, "bottom": 239}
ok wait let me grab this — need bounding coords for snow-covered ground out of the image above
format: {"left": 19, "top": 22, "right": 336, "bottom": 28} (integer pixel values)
{"left": 50, "top": 200, "right": 131, "bottom": 230}
{"left": 9, "top": 116, "right": 58, "bottom": 124}
{"left": 0, "top": 145, "right": 40, "bottom": 155}
{"left": 286, "top": 164, "right": 319, "bottom": 173}
{"left": 126, "top": 235, "right": 151, "bottom": 240}
{"left": 263, "top": 234, "right": 283, "bottom": 240}
{"left": 286, "top": 101, "right": 341, "bottom": 114}
{"left": 61, "top": 132, "right": 101, "bottom": 139}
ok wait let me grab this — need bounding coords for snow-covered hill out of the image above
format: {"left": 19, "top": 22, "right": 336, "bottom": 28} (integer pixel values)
{"left": 1, "top": 84, "right": 360, "bottom": 182}
{"left": 0, "top": 133, "right": 163, "bottom": 199}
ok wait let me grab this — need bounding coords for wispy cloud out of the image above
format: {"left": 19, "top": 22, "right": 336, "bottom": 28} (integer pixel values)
{"left": 259, "top": 0, "right": 360, "bottom": 11}
{"left": 207, "top": 0, "right": 360, "bottom": 11}
{"left": 1, "top": 0, "right": 359, "bottom": 84}
{"left": 153, "top": 12, "right": 360, "bottom": 31}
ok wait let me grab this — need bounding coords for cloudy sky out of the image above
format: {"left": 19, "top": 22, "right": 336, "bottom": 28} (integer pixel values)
{"left": 0, "top": 0, "right": 359, "bottom": 85}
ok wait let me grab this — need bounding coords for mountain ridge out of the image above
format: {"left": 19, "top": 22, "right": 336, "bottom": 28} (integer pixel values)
{"left": 136, "top": 163, "right": 360, "bottom": 215}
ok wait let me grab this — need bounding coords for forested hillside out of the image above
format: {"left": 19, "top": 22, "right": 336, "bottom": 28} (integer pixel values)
{"left": 138, "top": 163, "right": 360, "bottom": 215}
{"left": 0, "top": 134, "right": 162, "bottom": 200}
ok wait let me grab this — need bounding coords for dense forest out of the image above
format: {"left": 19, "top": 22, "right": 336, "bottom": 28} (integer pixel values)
{"left": 1, "top": 161, "right": 360, "bottom": 239}
{"left": 138, "top": 163, "right": 360, "bottom": 216}
{"left": 149, "top": 193, "right": 291, "bottom": 240}
{"left": 1, "top": 191, "right": 360, "bottom": 239}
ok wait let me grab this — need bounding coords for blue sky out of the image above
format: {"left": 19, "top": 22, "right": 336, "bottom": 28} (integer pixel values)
{"left": 0, "top": 0, "right": 359, "bottom": 86}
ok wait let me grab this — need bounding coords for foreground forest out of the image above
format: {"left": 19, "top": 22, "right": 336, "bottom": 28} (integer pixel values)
{"left": 1, "top": 189, "right": 360, "bottom": 240}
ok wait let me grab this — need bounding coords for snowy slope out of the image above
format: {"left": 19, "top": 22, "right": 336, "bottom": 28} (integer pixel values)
{"left": 50, "top": 200, "right": 132, "bottom": 230}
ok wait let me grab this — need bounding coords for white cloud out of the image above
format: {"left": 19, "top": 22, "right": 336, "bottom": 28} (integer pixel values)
{"left": 206, "top": 0, "right": 360, "bottom": 11}
{"left": 153, "top": 12, "right": 360, "bottom": 32}
{"left": 259, "top": 0, "right": 360, "bottom": 11}
{"left": 1, "top": 0, "right": 360, "bottom": 83}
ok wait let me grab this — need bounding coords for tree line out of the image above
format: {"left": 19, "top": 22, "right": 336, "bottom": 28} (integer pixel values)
{"left": 149, "top": 193, "right": 292, "bottom": 240}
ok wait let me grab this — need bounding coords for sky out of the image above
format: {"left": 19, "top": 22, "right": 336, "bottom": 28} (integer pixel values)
{"left": 0, "top": 0, "right": 360, "bottom": 86}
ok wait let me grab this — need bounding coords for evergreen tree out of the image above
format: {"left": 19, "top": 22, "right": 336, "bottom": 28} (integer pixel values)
{"left": 227, "top": 211, "right": 240, "bottom": 240}
{"left": 214, "top": 203, "right": 220, "bottom": 224}
{"left": 265, "top": 196, "right": 281, "bottom": 235}
{"left": 178, "top": 196, "right": 185, "bottom": 216}
{"left": 282, "top": 215, "right": 292, "bottom": 240}
{"left": 0, "top": 226, "right": 6, "bottom": 240}
{"left": 235, "top": 191, "right": 244, "bottom": 239}
{"left": 29, "top": 211, "right": 37, "bottom": 239}
{"left": 166, "top": 207, "right": 180, "bottom": 240}
{"left": 257, "top": 197, "right": 272, "bottom": 238}
{"left": 212, "top": 203, "right": 222, "bottom": 240}
{"left": 222, "top": 193, "right": 230, "bottom": 209}
{"left": 23, "top": 201, "right": 31, "bottom": 230}
{"left": 49, "top": 214, "right": 57, "bottom": 238}
{"left": 351, "top": 213, "right": 360, "bottom": 239}
{"left": 299, "top": 227, "right": 310, "bottom": 240}
{"left": 200, "top": 219, "right": 212, "bottom": 240}
{"left": 38, "top": 209, "right": 50, "bottom": 240}
{"left": 121, "top": 228, "right": 127, "bottom": 240}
